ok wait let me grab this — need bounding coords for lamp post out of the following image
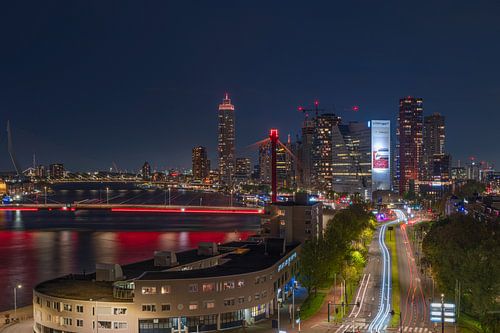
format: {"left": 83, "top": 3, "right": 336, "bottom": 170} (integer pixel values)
{"left": 441, "top": 294, "right": 445, "bottom": 333}
{"left": 105, "top": 187, "right": 109, "bottom": 205}
{"left": 14, "top": 284, "right": 22, "bottom": 318}
{"left": 44, "top": 186, "right": 47, "bottom": 205}
{"left": 292, "top": 280, "right": 297, "bottom": 328}
{"left": 277, "top": 289, "right": 282, "bottom": 332}
{"left": 297, "top": 306, "right": 301, "bottom": 332}
{"left": 168, "top": 187, "right": 172, "bottom": 205}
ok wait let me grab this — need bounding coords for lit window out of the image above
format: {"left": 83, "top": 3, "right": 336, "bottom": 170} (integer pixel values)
{"left": 161, "top": 285, "right": 171, "bottom": 294}
{"left": 141, "top": 287, "right": 157, "bottom": 295}
{"left": 63, "top": 303, "right": 72, "bottom": 311}
{"left": 204, "top": 301, "right": 215, "bottom": 309}
{"left": 223, "top": 281, "right": 235, "bottom": 290}
{"left": 202, "top": 283, "right": 215, "bottom": 292}
{"left": 189, "top": 303, "right": 198, "bottom": 310}
{"left": 237, "top": 280, "right": 245, "bottom": 288}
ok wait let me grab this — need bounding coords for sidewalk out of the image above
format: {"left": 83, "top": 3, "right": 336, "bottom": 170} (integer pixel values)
{"left": 0, "top": 305, "right": 33, "bottom": 332}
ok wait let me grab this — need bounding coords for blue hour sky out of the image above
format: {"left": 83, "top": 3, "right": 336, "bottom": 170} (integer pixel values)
{"left": 0, "top": 1, "right": 499, "bottom": 172}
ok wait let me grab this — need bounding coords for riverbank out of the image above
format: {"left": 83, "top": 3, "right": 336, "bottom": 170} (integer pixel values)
{"left": 0, "top": 305, "right": 32, "bottom": 331}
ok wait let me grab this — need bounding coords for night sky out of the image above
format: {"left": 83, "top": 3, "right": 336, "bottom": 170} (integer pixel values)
{"left": 1, "top": 1, "right": 499, "bottom": 172}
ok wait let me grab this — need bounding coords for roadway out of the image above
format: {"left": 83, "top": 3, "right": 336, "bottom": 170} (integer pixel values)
{"left": 397, "top": 222, "right": 432, "bottom": 333}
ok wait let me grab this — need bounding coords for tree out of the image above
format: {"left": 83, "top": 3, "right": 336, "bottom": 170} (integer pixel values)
{"left": 422, "top": 214, "right": 500, "bottom": 332}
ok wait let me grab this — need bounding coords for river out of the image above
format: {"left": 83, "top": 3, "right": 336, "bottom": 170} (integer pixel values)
{"left": 0, "top": 185, "right": 260, "bottom": 311}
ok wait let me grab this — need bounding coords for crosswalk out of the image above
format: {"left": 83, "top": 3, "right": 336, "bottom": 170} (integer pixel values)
{"left": 336, "top": 323, "right": 431, "bottom": 333}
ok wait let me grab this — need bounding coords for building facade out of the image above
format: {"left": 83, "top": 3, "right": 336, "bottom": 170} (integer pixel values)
{"left": 49, "top": 163, "right": 65, "bottom": 179}
{"left": 331, "top": 121, "right": 372, "bottom": 198}
{"left": 141, "top": 162, "right": 151, "bottom": 180}
{"left": 422, "top": 113, "right": 445, "bottom": 181}
{"left": 33, "top": 241, "right": 299, "bottom": 333}
{"left": 217, "top": 94, "right": 236, "bottom": 186}
{"left": 396, "top": 97, "right": 424, "bottom": 195}
{"left": 192, "top": 146, "right": 210, "bottom": 181}
{"left": 312, "top": 113, "right": 342, "bottom": 191}
{"left": 371, "top": 120, "right": 391, "bottom": 193}
{"left": 234, "top": 158, "right": 252, "bottom": 184}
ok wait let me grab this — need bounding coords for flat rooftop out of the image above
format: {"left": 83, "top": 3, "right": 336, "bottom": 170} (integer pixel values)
{"left": 35, "top": 239, "right": 300, "bottom": 301}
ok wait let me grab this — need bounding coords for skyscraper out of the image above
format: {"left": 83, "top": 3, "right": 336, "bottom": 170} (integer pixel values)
{"left": 141, "top": 161, "right": 151, "bottom": 180}
{"left": 217, "top": 93, "right": 236, "bottom": 186}
{"left": 259, "top": 140, "right": 293, "bottom": 189}
{"left": 297, "top": 119, "right": 315, "bottom": 189}
{"left": 397, "top": 97, "right": 423, "bottom": 194}
{"left": 49, "top": 163, "right": 65, "bottom": 179}
{"left": 331, "top": 122, "right": 372, "bottom": 197}
{"left": 423, "top": 113, "right": 445, "bottom": 180}
{"left": 312, "top": 113, "right": 341, "bottom": 191}
{"left": 235, "top": 157, "right": 252, "bottom": 183}
{"left": 192, "top": 146, "right": 210, "bottom": 180}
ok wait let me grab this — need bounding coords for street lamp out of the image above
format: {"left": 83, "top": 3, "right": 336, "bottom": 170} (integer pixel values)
{"left": 168, "top": 187, "right": 172, "bottom": 206}
{"left": 43, "top": 186, "right": 47, "bottom": 205}
{"left": 14, "top": 284, "right": 22, "bottom": 318}
{"left": 297, "top": 306, "right": 301, "bottom": 332}
{"left": 105, "top": 187, "right": 109, "bottom": 205}
{"left": 276, "top": 288, "right": 282, "bottom": 332}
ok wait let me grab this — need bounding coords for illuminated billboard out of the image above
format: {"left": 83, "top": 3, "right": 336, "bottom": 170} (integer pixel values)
{"left": 371, "top": 120, "right": 391, "bottom": 191}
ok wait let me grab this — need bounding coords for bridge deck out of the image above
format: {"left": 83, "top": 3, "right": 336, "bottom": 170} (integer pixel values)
{"left": 0, "top": 204, "right": 264, "bottom": 215}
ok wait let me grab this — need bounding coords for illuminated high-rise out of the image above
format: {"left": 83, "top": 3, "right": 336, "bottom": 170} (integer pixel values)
{"left": 423, "top": 113, "right": 445, "bottom": 180}
{"left": 217, "top": 93, "right": 236, "bottom": 186}
{"left": 192, "top": 146, "right": 210, "bottom": 180}
{"left": 312, "top": 113, "right": 341, "bottom": 191}
{"left": 396, "top": 97, "right": 423, "bottom": 194}
{"left": 331, "top": 121, "right": 372, "bottom": 197}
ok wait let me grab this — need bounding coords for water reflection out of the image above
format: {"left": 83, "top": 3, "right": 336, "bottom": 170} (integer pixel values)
{"left": 0, "top": 210, "right": 258, "bottom": 311}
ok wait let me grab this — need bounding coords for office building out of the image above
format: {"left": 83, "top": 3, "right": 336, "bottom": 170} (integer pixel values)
{"left": 217, "top": 93, "right": 236, "bottom": 186}
{"left": 141, "top": 162, "right": 151, "bottom": 180}
{"left": 192, "top": 146, "right": 210, "bottom": 181}
{"left": 234, "top": 158, "right": 252, "bottom": 184}
{"left": 331, "top": 122, "right": 371, "bottom": 198}
{"left": 312, "top": 113, "right": 342, "bottom": 191}
{"left": 396, "top": 97, "right": 423, "bottom": 194}
{"left": 423, "top": 113, "right": 445, "bottom": 181}
{"left": 33, "top": 240, "right": 299, "bottom": 333}
{"left": 35, "top": 165, "right": 47, "bottom": 179}
{"left": 262, "top": 192, "right": 323, "bottom": 244}
{"left": 259, "top": 140, "right": 293, "bottom": 189}
{"left": 296, "top": 119, "right": 315, "bottom": 189}
{"left": 49, "top": 163, "right": 65, "bottom": 179}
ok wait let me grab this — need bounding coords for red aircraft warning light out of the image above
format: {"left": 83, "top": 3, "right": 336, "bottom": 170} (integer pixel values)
{"left": 352, "top": 105, "right": 360, "bottom": 112}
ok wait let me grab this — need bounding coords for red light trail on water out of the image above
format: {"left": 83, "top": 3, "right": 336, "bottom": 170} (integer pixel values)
{"left": 0, "top": 207, "right": 38, "bottom": 212}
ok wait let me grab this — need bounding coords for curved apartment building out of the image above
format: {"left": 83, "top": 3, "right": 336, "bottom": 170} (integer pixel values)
{"left": 33, "top": 239, "right": 299, "bottom": 333}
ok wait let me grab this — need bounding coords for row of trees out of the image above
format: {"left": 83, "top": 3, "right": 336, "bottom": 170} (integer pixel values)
{"left": 422, "top": 214, "right": 500, "bottom": 332}
{"left": 299, "top": 204, "right": 376, "bottom": 294}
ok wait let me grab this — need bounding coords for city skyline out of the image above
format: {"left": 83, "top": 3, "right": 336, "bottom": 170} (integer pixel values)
{"left": 1, "top": 1, "right": 499, "bottom": 171}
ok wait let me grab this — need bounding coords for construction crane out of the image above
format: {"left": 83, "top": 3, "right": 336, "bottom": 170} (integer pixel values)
{"left": 297, "top": 100, "right": 325, "bottom": 119}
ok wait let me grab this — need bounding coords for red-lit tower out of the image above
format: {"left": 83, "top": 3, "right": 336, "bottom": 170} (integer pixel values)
{"left": 269, "top": 129, "right": 279, "bottom": 203}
